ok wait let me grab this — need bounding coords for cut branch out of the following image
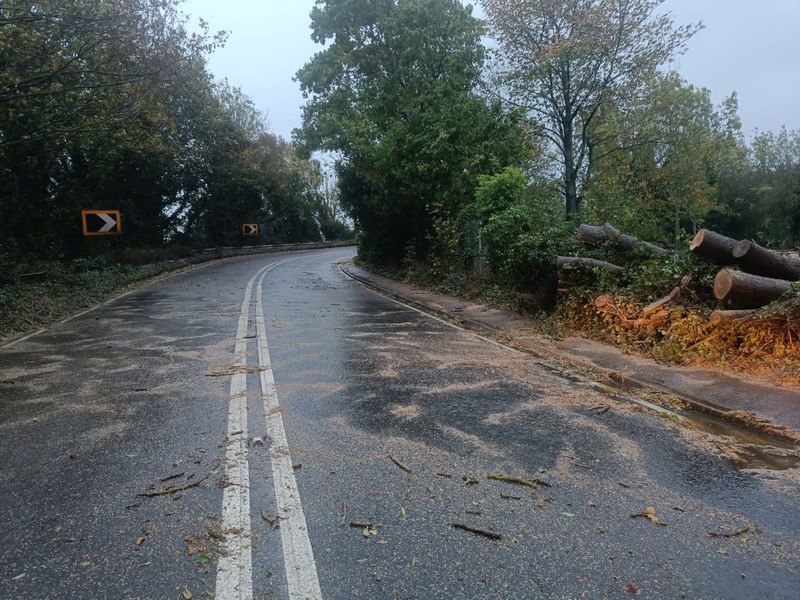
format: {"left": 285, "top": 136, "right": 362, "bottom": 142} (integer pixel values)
{"left": 709, "top": 309, "right": 756, "bottom": 325}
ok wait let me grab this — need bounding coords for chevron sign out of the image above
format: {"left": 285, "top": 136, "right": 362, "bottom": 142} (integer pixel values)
{"left": 82, "top": 210, "right": 122, "bottom": 236}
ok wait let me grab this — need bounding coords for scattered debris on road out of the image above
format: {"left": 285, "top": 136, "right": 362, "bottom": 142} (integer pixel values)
{"left": 500, "top": 493, "right": 521, "bottom": 500}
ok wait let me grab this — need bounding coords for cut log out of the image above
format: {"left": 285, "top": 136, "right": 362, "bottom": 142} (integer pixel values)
{"left": 709, "top": 309, "right": 756, "bottom": 325}
{"left": 731, "top": 240, "right": 800, "bottom": 281}
{"left": 602, "top": 223, "right": 669, "bottom": 258}
{"left": 557, "top": 256, "right": 624, "bottom": 274}
{"left": 576, "top": 223, "right": 668, "bottom": 257}
{"left": 688, "top": 229, "right": 739, "bottom": 265}
{"left": 576, "top": 224, "right": 608, "bottom": 246}
{"left": 713, "top": 269, "right": 792, "bottom": 309}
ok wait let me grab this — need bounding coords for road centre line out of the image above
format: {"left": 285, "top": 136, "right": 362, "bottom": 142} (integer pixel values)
{"left": 255, "top": 268, "right": 323, "bottom": 600}
{"left": 215, "top": 257, "right": 294, "bottom": 600}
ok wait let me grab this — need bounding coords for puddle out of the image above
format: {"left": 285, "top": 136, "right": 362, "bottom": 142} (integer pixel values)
{"left": 677, "top": 408, "right": 800, "bottom": 470}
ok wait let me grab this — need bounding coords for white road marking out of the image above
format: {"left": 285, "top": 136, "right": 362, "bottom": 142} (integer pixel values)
{"left": 216, "top": 258, "right": 294, "bottom": 600}
{"left": 255, "top": 269, "right": 323, "bottom": 600}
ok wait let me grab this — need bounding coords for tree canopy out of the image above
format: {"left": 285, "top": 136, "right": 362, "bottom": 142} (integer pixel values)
{"left": 295, "top": 0, "right": 528, "bottom": 266}
{"left": 0, "top": 0, "right": 348, "bottom": 262}
{"left": 482, "top": 0, "right": 701, "bottom": 216}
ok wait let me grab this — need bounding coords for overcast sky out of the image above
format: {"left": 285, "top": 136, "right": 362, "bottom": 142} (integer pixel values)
{"left": 183, "top": 0, "right": 800, "bottom": 141}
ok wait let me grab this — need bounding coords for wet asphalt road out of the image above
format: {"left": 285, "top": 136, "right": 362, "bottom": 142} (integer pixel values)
{"left": 1, "top": 248, "right": 799, "bottom": 600}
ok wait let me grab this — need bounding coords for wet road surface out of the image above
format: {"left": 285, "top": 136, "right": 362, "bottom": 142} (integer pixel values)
{"left": 1, "top": 248, "right": 799, "bottom": 599}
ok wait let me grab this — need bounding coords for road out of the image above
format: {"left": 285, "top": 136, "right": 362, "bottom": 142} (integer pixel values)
{"left": 1, "top": 247, "right": 799, "bottom": 600}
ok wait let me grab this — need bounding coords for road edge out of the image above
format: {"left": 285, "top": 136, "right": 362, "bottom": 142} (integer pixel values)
{"left": 339, "top": 262, "right": 800, "bottom": 444}
{"left": 1, "top": 243, "right": 354, "bottom": 349}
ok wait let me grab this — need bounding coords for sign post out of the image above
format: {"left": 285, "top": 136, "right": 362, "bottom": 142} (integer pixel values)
{"left": 82, "top": 210, "right": 122, "bottom": 236}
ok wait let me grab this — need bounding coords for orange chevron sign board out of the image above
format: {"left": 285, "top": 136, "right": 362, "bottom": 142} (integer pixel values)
{"left": 82, "top": 210, "right": 122, "bottom": 236}
{"left": 242, "top": 224, "right": 260, "bottom": 236}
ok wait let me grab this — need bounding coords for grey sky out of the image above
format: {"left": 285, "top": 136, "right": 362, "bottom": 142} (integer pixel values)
{"left": 183, "top": 0, "right": 800, "bottom": 141}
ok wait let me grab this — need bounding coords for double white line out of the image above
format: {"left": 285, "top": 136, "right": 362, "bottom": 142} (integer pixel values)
{"left": 216, "top": 258, "right": 322, "bottom": 600}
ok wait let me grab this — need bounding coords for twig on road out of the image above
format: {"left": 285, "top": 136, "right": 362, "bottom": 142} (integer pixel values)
{"left": 707, "top": 524, "right": 753, "bottom": 538}
{"left": 138, "top": 471, "right": 213, "bottom": 497}
{"left": 449, "top": 522, "right": 503, "bottom": 541}
{"left": 388, "top": 454, "right": 412, "bottom": 474}
{"left": 488, "top": 473, "right": 551, "bottom": 488}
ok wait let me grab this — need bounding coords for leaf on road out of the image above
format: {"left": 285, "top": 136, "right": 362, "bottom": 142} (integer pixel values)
{"left": 561, "top": 512, "right": 575, "bottom": 518}
{"left": 185, "top": 536, "right": 198, "bottom": 556}
{"left": 624, "top": 581, "right": 640, "bottom": 595}
{"left": 362, "top": 526, "right": 378, "bottom": 538}
{"left": 135, "top": 536, "right": 147, "bottom": 546}
{"left": 462, "top": 475, "right": 479, "bottom": 485}
{"left": 182, "top": 585, "right": 193, "bottom": 599}
{"left": 631, "top": 506, "right": 667, "bottom": 526}
{"left": 400, "top": 506, "right": 407, "bottom": 523}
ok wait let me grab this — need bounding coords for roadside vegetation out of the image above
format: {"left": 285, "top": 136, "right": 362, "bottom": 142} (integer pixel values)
{"left": 0, "top": 1, "right": 351, "bottom": 339}
{"left": 297, "top": 0, "right": 800, "bottom": 385}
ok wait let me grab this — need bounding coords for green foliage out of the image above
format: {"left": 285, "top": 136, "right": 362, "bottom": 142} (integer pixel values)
{"left": 295, "top": 0, "right": 528, "bottom": 267}
{"left": 0, "top": 257, "right": 181, "bottom": 338}
{"left": 483, "top": 0, "right": 701, "bottom": 216}
{"left": 482, "top": 197, "right": 573, "bottom": 290}
{"left": 0, "top": 1, "right": 349, "bottom": 262}
{"left": 475, "top": 167, "right": 527, "bottom": 220}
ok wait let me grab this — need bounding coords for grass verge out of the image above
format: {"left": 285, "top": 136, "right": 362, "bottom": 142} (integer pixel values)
{"left": 0, "top": 257, "right": 189, "bottom": 343}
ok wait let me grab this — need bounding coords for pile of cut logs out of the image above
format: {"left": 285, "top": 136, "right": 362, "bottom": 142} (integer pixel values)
{"left": 559, "top": 223, "right": 799, "bottom": 323}
{"left": 689, "top": 229, "right": 800, "bottom": 321}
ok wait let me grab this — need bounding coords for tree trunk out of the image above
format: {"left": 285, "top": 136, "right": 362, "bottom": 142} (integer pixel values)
{"left": 576, "top": 224, "right": 607, "bottom": 245}
{"left": 713, "top": 269, "right": 792, "bottom": 309}
{"left": 731, "top": 240, "right": 800, "bottom": 281}
{"left": 602, "top": 223, "right": 669, "bottom": 258}
{"left": 575, "top": 223, "right": 668, "bottom": 257}
{"left": 709, "top": 309, "right": 756, "bottom": 324}
{"left": 557, "top": 256, "right": 624, "bottom": 274}
{"left": 688, "top": 229, "right": 739, "bottom": 265}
